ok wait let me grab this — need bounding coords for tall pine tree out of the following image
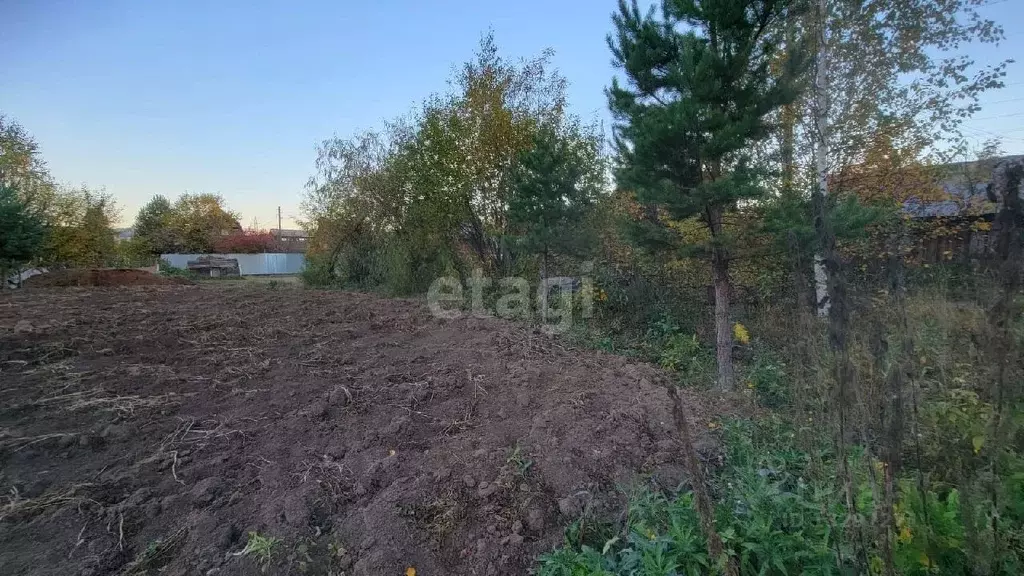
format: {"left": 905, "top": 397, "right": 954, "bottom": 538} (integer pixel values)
{"left": 0, "top": 185, "right": 46, "bottom": 284}
{"left": 608, "top": 0, "right": 805, "bottom": 391}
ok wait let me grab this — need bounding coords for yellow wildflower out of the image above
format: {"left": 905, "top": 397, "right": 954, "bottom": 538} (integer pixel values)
{"left": 733, "top": 322, "right": 750, "bottom": 345}
{"left": 898, "top": 526, "right": 912, "bottom": 543}
{"left": 406, "top": 568, "right": 417, "bottom": 576}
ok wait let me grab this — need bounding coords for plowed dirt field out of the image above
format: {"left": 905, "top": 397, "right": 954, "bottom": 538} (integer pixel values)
{"left": 0, "top": 283, "right": 739, "bottom": 575}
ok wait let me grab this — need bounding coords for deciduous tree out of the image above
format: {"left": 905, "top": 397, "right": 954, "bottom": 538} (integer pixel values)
{"left": 303, "top": 33, "right": 579, "bottom": 285}
{"left": 166, "top": 193, "right": 241, "bottom": 253}
{"left": 134, "top": 195, "right": 175, "bottom": 254}
{"left": 41, "top": 186, "right": 120, "bottom": 267}
{"left": 798, "top": 0, "right": 1009, "bottom": 313}
{"left": 214, "top": 230, "right": 277, "bottom": 254}
{"left": 0, "top": 115, "right": 54, "bottom": 212}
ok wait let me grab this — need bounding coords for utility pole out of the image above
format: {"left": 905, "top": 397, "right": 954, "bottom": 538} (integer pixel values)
{"left": 277, "top": 206, "right": 282, "bottom": 241}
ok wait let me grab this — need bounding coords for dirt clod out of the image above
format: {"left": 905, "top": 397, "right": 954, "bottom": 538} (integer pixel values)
{"left": 557, "top": 493, "right": 588, "bottom": 518}
{"left": 190, "top": 477, "right": 223, "bottom": 507}
{"left": 525, "top": 508, "right": 545, "bottom": 533}
{"left": 476, "top": 482, "right": 498, "bottom": 499}
{"left": 13, "top": 320, "right": 34, "bottom": 334}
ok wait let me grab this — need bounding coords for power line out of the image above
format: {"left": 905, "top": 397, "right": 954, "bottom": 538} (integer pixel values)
{"left": 961, "top": 125, "right": 1024, "bottom": 143}
{"left": 965, "top": 111, "right": 1024, "bottom": 121}
{"left": 978, "top": 97, "right": 1024, "bottom": 106}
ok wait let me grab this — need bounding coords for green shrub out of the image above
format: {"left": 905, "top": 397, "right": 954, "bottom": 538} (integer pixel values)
{"left": 742, "top": 347, "right": 789, "bottom": 408}
{"left": 300, "top": 252, "right": 337, "bottom": 287}
{"left": 658, "top": 333, "right": 715, "bottom": 385}
{"left": 377, "top": 242, "right": 415, "bottom": 295}
{"left": 158, "top": 260, "right": 195, "bottom": 279}
{"left": 539, "top": 410, "right": 1024, "bottom": 575}
{"left": 538, "top": 418, "right": 844, "bottom": 576}
{"left": 302, "top": 232, "right": 466, "bottom": 295}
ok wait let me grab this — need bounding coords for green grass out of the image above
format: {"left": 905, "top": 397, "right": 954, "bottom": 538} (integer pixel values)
{"left": 507, "top": 442, "right": 534, "bottom": 478}
{"left": 236, "top": 531, "right": 279, "bottom": 570}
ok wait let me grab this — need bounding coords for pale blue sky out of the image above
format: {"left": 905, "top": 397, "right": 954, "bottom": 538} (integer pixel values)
{"left": 2, "top": 0, "right": 1021, "bottom": 228}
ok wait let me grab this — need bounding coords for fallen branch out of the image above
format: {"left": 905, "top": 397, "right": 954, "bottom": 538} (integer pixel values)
{"left": 666, "top": 384, "right": 737, "bottom": 576}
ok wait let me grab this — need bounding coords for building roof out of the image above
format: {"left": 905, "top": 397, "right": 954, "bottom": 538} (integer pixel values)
{"left": 902, "top": 154, "right": 1021, "bottom": 218}
{"left": 270, "top": 228, "right": 308, "bottom": 239}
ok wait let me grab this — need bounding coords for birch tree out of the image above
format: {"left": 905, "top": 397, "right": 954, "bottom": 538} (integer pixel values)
{"left": 800, "top": 0, "right": 1008, "bottom": 314}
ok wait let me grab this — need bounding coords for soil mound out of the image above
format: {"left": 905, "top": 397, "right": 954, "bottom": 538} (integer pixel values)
{"left": 0, "top": 285, "right": 746, "bottom": 576}
{"left": 22, "top": 268, "right": 190, "bottom": 287}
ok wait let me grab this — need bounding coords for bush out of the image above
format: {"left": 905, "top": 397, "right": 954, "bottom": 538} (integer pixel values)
{"left": 157, "top": 260, "right": 195, "bottom": 279}
{"left": 537, "top": 418, "right": 842, "bottom": 576}
{"left": 106, "top": 238, "right": 157, "bottom": 268}
{"left": 538, "top": 412, "right": 1024, "bottom": 575}
{"left": 658, "top": 332, "right": 715, "bottom": 386}
{"left": 742, "top": 346, "right": 789, "bottom": 408}
{"left": 300, "top": 252, "right": 336, "bottom": 287}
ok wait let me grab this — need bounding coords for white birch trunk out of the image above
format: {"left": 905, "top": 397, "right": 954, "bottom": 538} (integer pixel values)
{"left": 813, "top": 0, "right": 831, "bottom": 317}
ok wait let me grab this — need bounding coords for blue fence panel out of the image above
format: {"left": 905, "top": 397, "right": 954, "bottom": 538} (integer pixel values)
{"left": 160, "top": 253, "right": 306, "bottom": 276}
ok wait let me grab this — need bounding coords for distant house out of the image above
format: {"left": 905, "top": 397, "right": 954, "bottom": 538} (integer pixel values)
{"left": 900, "top": 155, "right": 1020, "bottom": 261}
{"left": 270, "top": 228, "right": 309, "bottom": 243}
{"left": 113, "top": 227, "right": 134, "bottom": 242}
{"left": 901, "top": 156, "right": 1016, "bottom": 219}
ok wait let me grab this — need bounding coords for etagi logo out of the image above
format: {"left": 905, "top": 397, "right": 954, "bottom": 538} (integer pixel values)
{"left": 426, "top": 265, "right": 595, "bottom": 334}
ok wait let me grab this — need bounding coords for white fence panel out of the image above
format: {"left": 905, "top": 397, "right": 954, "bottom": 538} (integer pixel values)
{"left": 160, "top": 253, "right": 306, "bottom": 276}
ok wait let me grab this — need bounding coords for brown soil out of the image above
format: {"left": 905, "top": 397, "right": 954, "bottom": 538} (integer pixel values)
{"left": 0, "top": 284, "right": 744, "bottom": 576}
{"left": 22, "top": 269, "right": 191, "bottom": 288}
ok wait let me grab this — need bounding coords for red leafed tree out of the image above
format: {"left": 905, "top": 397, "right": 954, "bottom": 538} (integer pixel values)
{"left": 213, "top": 230, "right": 277, "bottom": 254}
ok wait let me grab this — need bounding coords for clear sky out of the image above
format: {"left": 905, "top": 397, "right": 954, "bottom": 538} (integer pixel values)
{"left": 2, "top": 0, "right": 1021, "bottom": 228}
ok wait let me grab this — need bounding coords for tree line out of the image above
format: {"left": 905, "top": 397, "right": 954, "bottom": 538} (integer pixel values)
{"left": 0, "top": 119, "right": 283, "bottom": 278}
{"left": 1, "top": 117, "right": 122, "bottom": 275}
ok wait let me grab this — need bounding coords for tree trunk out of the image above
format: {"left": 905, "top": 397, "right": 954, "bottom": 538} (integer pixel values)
{"left": 812, "top": 0, "right": 831, "bottom": 317}
{"left": 781, "top": 18, "right": 797, "bottom": 197}
{"left": 708, "top": 207, "right": 735, "bottom": 392}
{"left": 812, "top": 149, "right": 867, "bottom": 573}
{"left": 881, "top": 222, "right": 912, "bottom": 576}
{"left": 781, "top": 103, "right": 796, "bottom": 195}
{"left": 985, "top": 159, "right": 1024, "bottom": 565}
{"left": 540, "top": 248, "right": 548, "bottom": 324}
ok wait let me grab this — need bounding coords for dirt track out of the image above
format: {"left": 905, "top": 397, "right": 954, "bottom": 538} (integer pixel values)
{"left": 0, "top": 284, "right": 736, "bottom": 575}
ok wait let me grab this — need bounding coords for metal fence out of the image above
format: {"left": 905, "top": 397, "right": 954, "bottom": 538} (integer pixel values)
{"left": 160, "top": 253, "right": 306, "bottom": 276}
